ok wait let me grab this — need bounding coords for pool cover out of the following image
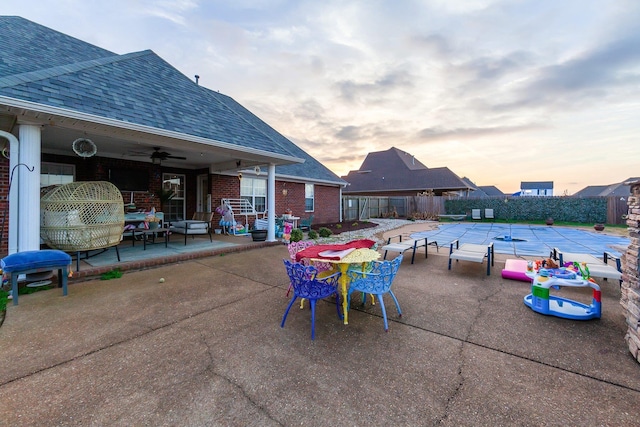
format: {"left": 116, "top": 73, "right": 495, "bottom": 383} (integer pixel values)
{"left": 411, "top": 223, "right": 630, "bottom": 258}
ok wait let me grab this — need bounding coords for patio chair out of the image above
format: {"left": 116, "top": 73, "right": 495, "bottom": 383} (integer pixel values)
{"left": 472, "top": 209, "right": 481, "bottom": 220}
{"left": 345, "top": 254, "right": 403, "bottom": 331}
{"left": 551, "top": 248, "right": 622, "bottom": 284}
{"left": 281, "top": 260, "right": 342, "bottom": 340}
{"left": 286, "top": 240, "right": 316, "bottom": 297}
{"left": 298, "top": 215, "right": 314, "bottom": 231}
{"left": 448, "top": 240, "right": 494, "bottom": 275}
{"left": 170, "top": 212, "right": 213, "bottom": 245}
{"left": 286, "top": 240, "right": 334, "bottom": 310}
{"left": 484, "top": 209, "right": 494, "bottom": 220}
{"left": 381, "top": 234, "right": 435, "bottom": 264}
{"left": 40, "top": 181, "right": 124, "bottom": 271}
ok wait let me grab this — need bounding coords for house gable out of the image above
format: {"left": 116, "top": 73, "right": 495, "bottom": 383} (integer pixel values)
{"left": 342, "top": 147, "right": 470, "bottom": 195}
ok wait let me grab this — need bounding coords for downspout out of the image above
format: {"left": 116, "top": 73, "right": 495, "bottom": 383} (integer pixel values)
{"left": 0, "top": 130, "right": 19, "bottom": 255}
{"left": 340, "top": 183, "right": 348, "bottom": 223}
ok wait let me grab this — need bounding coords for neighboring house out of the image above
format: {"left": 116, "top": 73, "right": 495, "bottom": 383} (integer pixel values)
{"left": 520, "top": 181, "right": 554, "bottom": 196}
{"left": 341, "top": 147, "right": 472, "bottom": 197}
{"left": 460, "top": 177, "right": 505, "bottom": 198}
{"left": 477, "top": 185, "right": 505, "bottom": 197}
{"left": 572, "top": 177, "right": 639, "bottom": 198}
{"left": 0, "top": 16, "right": 345, "bottom": 255}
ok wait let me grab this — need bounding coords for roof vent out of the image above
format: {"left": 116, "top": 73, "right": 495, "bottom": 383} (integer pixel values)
{"left": 195, "top": 75, "right": 200, "bottom": 85}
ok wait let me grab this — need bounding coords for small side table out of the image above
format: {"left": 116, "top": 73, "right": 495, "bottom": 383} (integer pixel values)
{"left": 129, "top": 227, "right": 169, "bottom": 250}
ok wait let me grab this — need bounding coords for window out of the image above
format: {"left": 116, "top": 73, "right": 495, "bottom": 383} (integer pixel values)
{"left": 41, "top": 162, "right": 75, "bottom": 187}
{"left": 305, "top": 183, "right": 314, "bottom": 212}
{"left": 240, "top": 177, "right": 266, "bottom": 213}
{"left": 162, "top": 173, "right": 185, "bottom": 221}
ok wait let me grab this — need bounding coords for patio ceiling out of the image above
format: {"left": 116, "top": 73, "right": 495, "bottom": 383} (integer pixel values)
{"left": 0, "top": 102, "right": 303, "bottom": 173}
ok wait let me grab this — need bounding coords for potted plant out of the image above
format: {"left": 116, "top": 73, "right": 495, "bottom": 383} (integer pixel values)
{"left": 594, "top": 223, "right": 605, "bottom": 231}
{"left": 155, "top": 188, "right": 175, "bottom": 213}
{"left": 250, "top": 228, "right": 268, "bottom": 241}
{"left": 545, "top": 217, "right": 554, "bottom": 226}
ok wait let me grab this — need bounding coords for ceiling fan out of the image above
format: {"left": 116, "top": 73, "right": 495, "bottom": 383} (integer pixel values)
{"left": 150, "top": 147, "right": 186, "bottom": 163}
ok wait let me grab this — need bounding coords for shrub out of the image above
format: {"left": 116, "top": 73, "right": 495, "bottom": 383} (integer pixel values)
{"left": 290, "top": 228, "right": 304, "bottom": 242}
{"left": 318, "top": 227, "right": 333, "bottom": 238}
{"left": 307, "top": 229, "right": 319, "bottom": 239}
{"left": 335, "top": 223, "right": 342, "bottom": 229}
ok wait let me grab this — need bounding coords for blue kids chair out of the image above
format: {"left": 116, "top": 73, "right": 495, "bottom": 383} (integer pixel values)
{"left": 282, "top": 259, "right": 342, "bottom": 340}
{"left": 345, "top": 254, "right": 404, "bottom": 331}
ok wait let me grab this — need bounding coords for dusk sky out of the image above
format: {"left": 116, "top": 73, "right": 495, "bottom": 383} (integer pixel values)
{"left": 3, "top": 1, "right": 639, "bottom": 194}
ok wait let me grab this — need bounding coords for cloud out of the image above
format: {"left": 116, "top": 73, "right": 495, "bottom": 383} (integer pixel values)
{"left": 493, "top": 32, "right": 640, "bottom": 112}
{"left": 335, "top": 69, "right": 415, "bottom": 103}
{"left": 334, "top": 126, "right": 359, "bottom": 141}
{"left": 417, "top": 123, "right": 544, "bottom": 141}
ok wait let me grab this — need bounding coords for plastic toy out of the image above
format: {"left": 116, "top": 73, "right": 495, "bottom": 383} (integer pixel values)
{"left": 216, "top": 204, "right": 237, "bottom": 234}
{"left": 523, "top": 273, "right": 601, "bottom": 320}
{"left": 501, "top": 259, "right": 530, "bottom": 282}
{"left": 282, "top": 221, "right": 293, "bottom": 243}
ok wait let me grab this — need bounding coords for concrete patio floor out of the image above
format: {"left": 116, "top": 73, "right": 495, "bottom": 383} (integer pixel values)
{"left": 1, "top": 224, "right": 639, "bottom": 426}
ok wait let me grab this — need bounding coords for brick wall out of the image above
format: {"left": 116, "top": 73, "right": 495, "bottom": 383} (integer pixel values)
{"left": 276, "top": 181, "right": 340, "bottom": 224}
{"left": 0, "top": 152, "right": 342, "bottom": 255}
{"left": 213, "top": 179, "right": 341, "bottom": 228}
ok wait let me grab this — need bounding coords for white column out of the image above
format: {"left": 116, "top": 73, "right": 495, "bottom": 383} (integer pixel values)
{"left": 267, "top": 163, "right": 276, "bottom": 242}
{"left": 17, "top": 124, "right": 42, "bottom": 252}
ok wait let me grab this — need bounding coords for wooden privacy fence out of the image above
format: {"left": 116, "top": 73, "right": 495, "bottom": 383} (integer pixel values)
{"left": 343, "top": 195, "right": 628, "bottom": 225}
{"left": 608, "top": 196, "right": 628, "bottom": 225}
{"left": 342, "top": 196, "right": 446, "bottom": 221}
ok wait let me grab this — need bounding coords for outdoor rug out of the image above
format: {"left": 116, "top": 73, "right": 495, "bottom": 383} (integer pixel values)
{"left": 411, "top": 223, "right": 630, "bottom": 257}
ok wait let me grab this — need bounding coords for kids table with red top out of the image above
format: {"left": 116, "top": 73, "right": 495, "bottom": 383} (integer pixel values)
{"left": 296, "top": 239, "right": 378, "bottom": 324}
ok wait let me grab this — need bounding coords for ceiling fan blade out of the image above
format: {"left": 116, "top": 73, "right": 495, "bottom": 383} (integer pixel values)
{"left": 167, "top": 155, "right": 187, "bottom": 160}
{"left": 126, "top": 150, "right": 151, "bottom": 157}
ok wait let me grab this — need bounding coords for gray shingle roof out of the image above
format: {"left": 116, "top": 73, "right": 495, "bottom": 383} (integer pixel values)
{"left": 572, "top": 185, "right": 609, "bottom": 197}
{"left": 0, "top": 16, "right": 115, "bottom": 76}
{"left": 209, "top": 88, "right": 343, "bottom": 183}
{"left": 521, "top": 181, "right": 553, "bottom": 190}
{"left": 459, "top": 178, "right": 504, "bottom": 197}
{"left": 478, "top": 185, "right": 504, "bottom": 197}
{"left": 342, "top": 147, "right": 470, "bottom": 193}
{"left": 573, "top": 177, "right": 639, "bottom": 197}
{"left": 0, "top": 16, "right": 344, "bottom": 185}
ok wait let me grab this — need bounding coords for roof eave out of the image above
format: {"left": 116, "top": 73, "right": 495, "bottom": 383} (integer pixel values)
{"left": 0, "top": 95, "right": 305, "bottom": 165}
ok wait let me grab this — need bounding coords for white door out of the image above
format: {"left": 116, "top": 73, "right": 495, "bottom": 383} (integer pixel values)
{"left": 196, "top": 174, "right": 210, "bottom": 212}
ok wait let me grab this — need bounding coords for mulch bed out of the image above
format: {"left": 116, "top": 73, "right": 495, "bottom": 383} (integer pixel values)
{"left": 312, "top": 221, "right": 379, "bottom": 235}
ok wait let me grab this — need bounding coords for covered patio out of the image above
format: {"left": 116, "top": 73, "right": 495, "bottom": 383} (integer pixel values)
{"left": 67, "top": 231, "right": 279, "bottom": 279}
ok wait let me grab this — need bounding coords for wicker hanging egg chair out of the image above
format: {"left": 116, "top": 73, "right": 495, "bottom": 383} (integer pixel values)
{"left": 40, "top": 181, "right": 125, "bottom": 252}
